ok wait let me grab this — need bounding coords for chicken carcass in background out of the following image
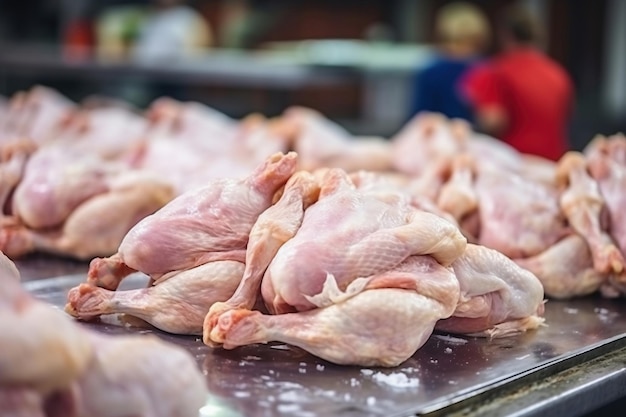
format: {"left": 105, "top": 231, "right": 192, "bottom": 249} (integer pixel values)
{"left": 0, "top": 86, "right": 290, "bottom": 261}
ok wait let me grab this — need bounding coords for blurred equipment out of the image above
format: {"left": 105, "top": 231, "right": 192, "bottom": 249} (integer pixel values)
{"left": 96, "top": 0, "right": 212, "bottom": 62}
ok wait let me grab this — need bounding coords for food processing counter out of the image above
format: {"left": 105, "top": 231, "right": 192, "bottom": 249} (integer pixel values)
{"left": 17, "top": 256, "right": 626, "bottom": 417}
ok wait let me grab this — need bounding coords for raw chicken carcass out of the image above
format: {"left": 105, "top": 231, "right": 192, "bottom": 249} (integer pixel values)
{"left": 435, "top": 243, "right": 545, "bottom": 337}
{"left": 0, "top": 172, "right": 174, "bottom": 260}
{"left": 51, "top": 106, "right": 149, "bottom": 159}
{"left": 391, "top": 112, "right": 557, "bottom": 187}
{"left": 391, "top": 112, "right": 468, "bottom": 176}
{"left": 2, "top": 335, "right": 207, "bottom": 417}
{"left": 261, "top": 168, "right": 466, "bottom": 314}
{"left": 87, "top": 151, "right": 298, "bottom": 290}
{"left": 9, "top": 146, "right": 128, "bottom": 230}
{"left": 67, "top": 173, "right": 318, "bottom": 336}
{"left": 205, "top": 168, "right": 467, "bottom": 366}
{"left": 515, "top": 235, "right": 605, "bottom": 299}
{"left": 0, "top": 86, "right": 75, "bottom": 145}
{"left": 439, "top": 154, "right": 567, "bottom": 258}
{"left": 63, "top": 332, "right": 207, "bottom": 417}
{"left": 8, "top": 103, "right": 152, "bottom": 231}
{"left": 584, "top": 135, "right": 626, "bottom": 260}
{"left": 279, "top": 106, "right": 393, "bottom": 172}
{"left": 1, "top": 250, "right": 207, "bottom": 417}
{"left": 556, "top": 151, "right": 625, "bottom": 275}
{"left": 130, "top": 110, "right": 290, "bottom": 195}
{"left": 1, "top": 252, "right": 93, "bottom": 392}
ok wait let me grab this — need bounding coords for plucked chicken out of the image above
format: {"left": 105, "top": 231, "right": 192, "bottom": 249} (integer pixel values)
{"left": 205, "top": 167, "right": 544, "bottom": 366}
{"left": 66, "top": 152, "right": 298, "bottom": 333}
{"left": 0, "top": 250, "right": 207, "bottom": 417}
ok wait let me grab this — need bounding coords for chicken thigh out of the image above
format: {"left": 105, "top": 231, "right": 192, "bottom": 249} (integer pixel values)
{"left": 435, "top": 244, "right": 545, "bottom": 337}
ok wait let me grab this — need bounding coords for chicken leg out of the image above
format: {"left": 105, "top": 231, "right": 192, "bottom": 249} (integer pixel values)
{"left": 557, "top": 152, "right": 624, "bottom": 274}
{"left": 66, "top": 260, "right": 245, "bottom": 334}
{"left": 436, "top": 154, "right": 477, "bottom": 221}
{"left": 514, "top": 235, "right": 605, "bottom": 299}
{"left": 204, "top": 171, "right": 320, "bottom": 344}
{"left": 208, "top": 255, "right": 460, "bottom": 367}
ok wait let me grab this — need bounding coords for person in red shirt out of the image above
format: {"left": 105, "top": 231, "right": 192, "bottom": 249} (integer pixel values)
{"left": 463, "top": 5, "right": 574, "bottom": 161}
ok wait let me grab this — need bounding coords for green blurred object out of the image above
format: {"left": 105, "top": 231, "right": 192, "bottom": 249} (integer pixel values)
{"left": 96, "top": 5, "right": 149, "bottom": 60}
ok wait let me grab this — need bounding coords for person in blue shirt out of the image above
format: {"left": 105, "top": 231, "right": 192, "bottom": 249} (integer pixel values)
{"left": 409, "top": 2, "right": 491, "bottom": 124}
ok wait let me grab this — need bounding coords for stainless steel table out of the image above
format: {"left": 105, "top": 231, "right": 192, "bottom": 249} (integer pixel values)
{"left": 18, "top": 259, "right": 626, "bottom": 417}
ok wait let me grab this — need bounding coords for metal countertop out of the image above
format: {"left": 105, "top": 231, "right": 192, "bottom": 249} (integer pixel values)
{"left": 18, "top": 261, "right": 626, "bottom": 417}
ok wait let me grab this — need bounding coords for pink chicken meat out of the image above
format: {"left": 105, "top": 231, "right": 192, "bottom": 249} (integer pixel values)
{"left": 87, "top": 151, "right": 298, "bottom": 290}
{"left": 66, "top": 152, "right": 298, "bottom": 333}
{"left": 205, "top": 168, "right": 545, "bottom": 366}
{"left": 206, "top": 168, "right": 467, "bottom": 366}
{"left": 0, "top": 250, "right": 207, "bottom": 417}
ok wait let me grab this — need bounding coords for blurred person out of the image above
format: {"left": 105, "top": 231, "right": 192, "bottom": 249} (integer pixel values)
{"left": 463, "top": 5, "right": 574, "bottom": 161}
{"left": 408, "top": 2, "right": 491, "bottom": 123}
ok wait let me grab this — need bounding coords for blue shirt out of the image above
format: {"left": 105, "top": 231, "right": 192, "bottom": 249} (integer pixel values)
{"left": 409, "top": 54, "right": 480, "bottom": 123}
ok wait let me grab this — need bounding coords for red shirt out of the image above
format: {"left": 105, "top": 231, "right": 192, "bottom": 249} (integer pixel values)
{"left": 464, "top": 47, "right": 573, "bottom": 161}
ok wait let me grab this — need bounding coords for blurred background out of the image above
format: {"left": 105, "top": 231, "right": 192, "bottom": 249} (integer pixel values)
{"left": 0, "top": 0, "right": 624, "bottom": 150}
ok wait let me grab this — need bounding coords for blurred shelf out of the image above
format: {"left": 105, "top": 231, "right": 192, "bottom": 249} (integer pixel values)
{"left": 0, "top": 44, "right": 350, "bottom": 89}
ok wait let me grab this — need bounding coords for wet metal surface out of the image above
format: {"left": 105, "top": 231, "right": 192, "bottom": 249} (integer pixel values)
{"left": 23, "top": 271, "right": 626, "bottom": 417}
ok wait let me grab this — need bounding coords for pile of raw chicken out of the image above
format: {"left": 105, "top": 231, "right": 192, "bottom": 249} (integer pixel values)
{"left": 1, "top": 85, "right": 625, "bottom": 375}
